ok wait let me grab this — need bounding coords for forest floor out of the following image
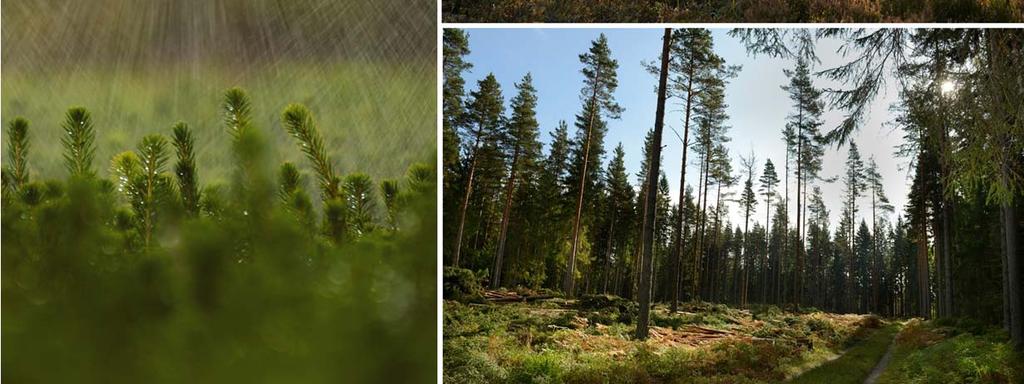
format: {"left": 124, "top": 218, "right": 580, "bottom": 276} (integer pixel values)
{"left": 444, "top": 289, "right": 1024, "bottom": 383}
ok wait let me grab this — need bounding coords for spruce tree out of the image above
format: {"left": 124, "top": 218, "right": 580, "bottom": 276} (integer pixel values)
{"left": 61, "top": 107, "right": 96, "bottom": 178}
{"left": 493, "top": 73, "right": 541, "bottom": 288}
{"left": 171, "top": 122, "right": 200, "bottom": 216}
{"left": 6, "top": 117, "right": 30, "bottom": 191}
{"left": 758, "top": 159, "right": 779, "bottom": 302}
{"left": 137, "top": 134, "right": 171, "bottom": 249}
{"left": 738, "top": 151, "right": 758, "bottom": 306}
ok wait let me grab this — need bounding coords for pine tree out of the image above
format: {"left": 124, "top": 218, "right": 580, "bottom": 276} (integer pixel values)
{"left": 691, "top": 73, "right": 731, "bottom": 301}
{"left": 566, "top": 34, "right": 623, "bottom": 297}
{"left": 452, "top": 74, "right": 505, "bottom": 267}
{"left": 781, "top": 56, "right": 824, "bottom": 306}
{"left": 636, "top": 28, "right": 671, "bottom": 340}
{"left": 666, "top": 28, "right": 737, "bottom": 311}
{"left": 443, "top": 29, "right": 473, "bottom": 191}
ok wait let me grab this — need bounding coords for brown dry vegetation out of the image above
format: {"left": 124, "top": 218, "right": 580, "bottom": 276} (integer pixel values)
{"left": 444, "top": 296, "right": 887, "bottom": 383}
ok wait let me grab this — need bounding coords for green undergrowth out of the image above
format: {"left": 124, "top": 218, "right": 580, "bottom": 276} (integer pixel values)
{"left": 876, "top": 319, "right": 1023, "bottom": 384}
{"left": 788, "top": 324, "right": 898, "bottom": 384}
{"left": 444, "top": 296, "right": 884, "bottom": 383}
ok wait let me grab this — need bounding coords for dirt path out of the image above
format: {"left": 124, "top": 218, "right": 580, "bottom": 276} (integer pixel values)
{"left": 862, "top": 338, "right": 896, "bottom": 384}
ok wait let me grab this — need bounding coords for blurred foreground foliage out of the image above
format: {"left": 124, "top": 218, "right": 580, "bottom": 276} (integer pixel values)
{"left": 2, "top": 89, "right": 437, "bottom": 383}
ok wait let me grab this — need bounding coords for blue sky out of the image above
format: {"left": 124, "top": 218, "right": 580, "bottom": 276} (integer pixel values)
{"left": 459, "top": 28, "right": 908, "bottom": 231}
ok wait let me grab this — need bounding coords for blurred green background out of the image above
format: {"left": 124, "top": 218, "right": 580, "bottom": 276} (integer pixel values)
{"left": 2, "top": 0, "right": 435, "bottom": 184}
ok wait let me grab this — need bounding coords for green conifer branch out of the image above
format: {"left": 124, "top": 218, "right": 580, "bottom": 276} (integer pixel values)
{"left": 61, "top": 107, "right": 96, "bottom": 178}
{"left": 172, "top": 122, "right": 200, "bottom": 216}
{"left": 282, "top": 104, "right": 339, "bottom": 202}
{"left": 138, "top": 134, "right": 169, "bottom": 248}
{"left": 279, "top": 162, "right": 302, "bottom": 202}
{"left": 380, "top": 179, "right": 399, "bottom": 230}
{"left": 6, "top": 117, "right": 31, "bottom": 191}
{"left": 223, "top": 87, "right": 252, "bottom": 140}
{"left": 344, "top": 172, "right": 376, "bottom": 235}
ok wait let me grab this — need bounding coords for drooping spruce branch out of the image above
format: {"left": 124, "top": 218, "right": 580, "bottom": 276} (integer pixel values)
{"left": 172, "top": 122, "right": 200, "bottom": 216}
{"left": 6, "top": 117, "right": 31, "bottom": 191}
{"left": 61, "top": 107, "right": 96, "bottom": 178}
{"left": 282, "top": 103, "right": 340, "bottom": 202}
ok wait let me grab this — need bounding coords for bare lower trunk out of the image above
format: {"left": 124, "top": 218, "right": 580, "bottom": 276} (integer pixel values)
{"left": 492, "top": 148, "right": 520, "bottom": 289}
{"left": 636, "top": 28, "right": 671, "bottom": 340}
{"left": 671, "top": 76, "right": 694, "bottom": 312}
{"left": 1003, "top": 164, "right": 1021, "bottom": 348}
{"left": 565, "top": 63, "right": 604, "bottom": 297}
{"left": 452, "top": 154, "right": 479, "bottom": 267}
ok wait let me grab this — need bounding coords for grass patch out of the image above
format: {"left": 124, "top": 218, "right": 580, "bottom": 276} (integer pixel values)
{"left": 877, "top": 320, "right": 1023, "bottom": 384}
{"left": 787, "top": 324, "right": 898, "bottom": 384}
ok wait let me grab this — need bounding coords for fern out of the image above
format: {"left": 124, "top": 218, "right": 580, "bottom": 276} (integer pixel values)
{"left": 172, "top": 122, "right": 200, "bottom": 216}
{"left": 61, "top": 107, "right": 96, "bottom": 178}
{"left": 281, "top": 104, "right": 340, "bottom": 202}
{"left": 6, "top": 117, "right": 30, "bottom": 190}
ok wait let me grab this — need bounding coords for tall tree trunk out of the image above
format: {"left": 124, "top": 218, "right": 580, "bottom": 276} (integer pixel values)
{"left": 565, "top": 63, "right": 603, "bottom": 297}
{"left": 452, "top": 131, "right": 483, "bottom": 267}
{"left": 696, "top": 148, "right": 711, "bottom": 300}
{"left": 763, "top": 195, "right": 771, "bottom": 303}
{"left": 636, "top": 28, "right": 671, "bottom": 341}
{"left": 794, "top": 110, "right": 803, "bottom": 307}
{"left": 872, "top": 192, "right": 880, "bottom": 314}
{"left": 781, "top": 146, "right": 789, "bottom": 305}
{"left": 603, "top": 216, "right": 615, "bottom": 294}
{"left": 742, "top": 202, "right": 751, "bottom": 306}
{"left": 1002, "top": 207, "right": 1011, "bottom": 332}
{"left": 671, "top": 66, "right": 695, "bottom": 313}
{"left": 1003, "top": 157, "right": 1021, "bottom": 349}
{"left": 492, "top": 147, "right": 520, "bottom": 288}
